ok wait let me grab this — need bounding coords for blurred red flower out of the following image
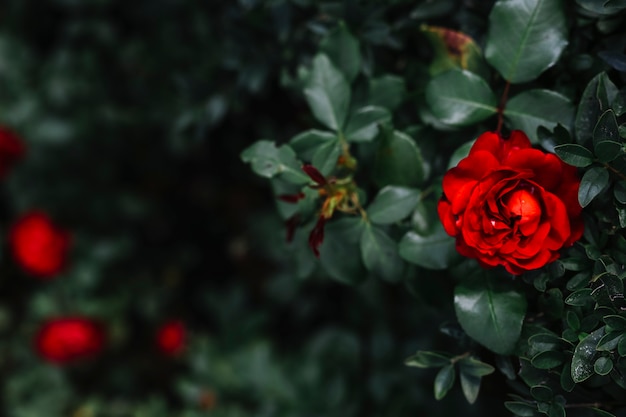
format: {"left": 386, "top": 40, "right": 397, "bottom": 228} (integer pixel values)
{"left": 35, "top": 317, "right": 105, "bottom": 364}
{"left": 10, "top": 211, "right": 71, "bottom": 278}
{"left": 0, "top": 126, "right": 25, "bottom": 178}
{"left": 156, "top": 320, "right": 186, "bottom": 356}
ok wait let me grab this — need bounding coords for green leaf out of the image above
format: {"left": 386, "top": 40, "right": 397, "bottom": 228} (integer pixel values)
{"left": 554, "top": 144, "right": 595, "bottom": 167}
{"left": 344, "top": 106, "right": 391, "bottom": 143}
{"left": 399, "top": 223, "right": 457, "bottom": 270}
{"left": 531, "top": 350, "right": 565, "bottom": 369}
{"left": 504, "top": 90, "right": 574, "bottom": 142}
{"left": 571, "top": 326, "right": 605, "bottom": 383}
{"left": 593, "top": 110, "right": 621, "bottom": 160}
{"left": 454, "top": 270, "right": 527, "bottom": 355}
{"left": 458, "top": 357, "right": 495, "bottom": 403}
{"left": 618, "top": 335, "right": 626, "bottom": 356}
{"left": 360, "top": 224, "right": 404, "bottom": 283}
{"left": 459, "top": 370, "right": 481, "bottom": 404}
{"left": 241, "top": 140, "right": 309, "bottom": 184}
{"left": 304, "top": 54, "right": 350, "bottom": 131}
{"left": 594, "top": 356, "right": 613, "bottom": 375}
{"left": 530, "top": 385, "right": 553, "bottom": 402}
{"left": 458, "top": 357, "right": 495, "bottom": 377}
{"left": 434, "top": 364, "right": 456, "bottom": 400}
{"left": 505, "top": 401, "right": 537, "bottom": 416}
{"left": 425, "top": 69, "right": 497, "bottom": 126}
{"left": 320, "top": 22, "right": 361, "bottom": 83}
{"left": 616, "top": 181, "right": 626, "bottom": 204}
{"left": 367, "top": 186, "right": 421, "bottom": 225}
{"left": 369, "top": 75, "right": 406, "bottom": 110}
{"left": 405, "top": 351, "right": 452, "bottom": 368}
{"left": 319, "top": 218, "right": 366, "bottom": 285}
{"left": 485, "top": 0, "right": 567, "bottom": 83}
{"left": 373, "top": 130, "right": 425, "bottom": 187}
{"left": 578, "top": 167, "right": 610, "bottom": 207}
{"left": 289, "top": 130, "right": 336, "bottom": 161}
{"left": 565, "top": 288, "right": 594, "bottom": 306}
{"left": 604, "top": 314, "right": 626, "bottom": 331}
{"left": 597, "top": 332, "right": 622, "bottom": 351}
{"left": 576, "top": 72, "right": 616, "bottom": 143}
{"left": 311, "top": 139, "right": 342, "bottom": 176}
{"left": 561, "top": 362, "right": 575, "bottom": 392}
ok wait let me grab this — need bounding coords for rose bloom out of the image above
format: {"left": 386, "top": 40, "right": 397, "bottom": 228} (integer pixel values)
{"left": 35, "top": 317, "right": 105, "bottom": 364}
{"left": 438, "top": 130, "right": 583, "bottom": 275}
{"left": 0, "top": 126, "right": 25, "bottom": 178}
{"left": 9, "top": 211, "right": 71, "bottom": 278}
{"left": 156, "top": 320, "right": 186, "bottom": 356}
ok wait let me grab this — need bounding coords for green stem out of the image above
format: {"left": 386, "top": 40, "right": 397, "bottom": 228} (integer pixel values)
{"left": 496, "top": 81, "right": 511, "bottom": 134}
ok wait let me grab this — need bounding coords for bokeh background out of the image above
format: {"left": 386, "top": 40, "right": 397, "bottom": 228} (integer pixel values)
{"left": 0, "top": 0, "right": 508, "bottom": 415}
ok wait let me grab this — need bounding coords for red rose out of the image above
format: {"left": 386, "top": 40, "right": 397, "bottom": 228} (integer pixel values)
{"left": 10, "top": 211, "right": 71, "bottom": 278}
{"left": 35, "top": 317, "right": 105, "bottom": 364}
{"left": 156, "top": 320, "right": 186, "bottom": 356}
{"left": 438, "top": 130, "right": 583, "bottom": 275}
{"left": 0, "top": 126, "right": 25, "bottom": 178}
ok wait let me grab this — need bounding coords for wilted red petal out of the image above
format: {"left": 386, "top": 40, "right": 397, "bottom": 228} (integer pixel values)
{"left": 278, "top": 192, "right": 305, "bottom": 203}
{"left": 302, "top": 164, "right": 327, "bottom": 186}
{"left": 308, "top": 216, "right": 327, "bottom": 257}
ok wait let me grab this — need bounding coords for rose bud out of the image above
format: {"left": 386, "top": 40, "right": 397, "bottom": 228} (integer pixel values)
{"left": 35, "top": 317, "right": 105, "bottom": 364}
{"left": 0, "top": 126, "right": 25, "bottom": 178}
{"left": 9, "top": 211, "right": 71, "bottom": 279}
{"left": 437, "top": 130, "right": 583, "bottom": 275}
{"left": 156, "top": 320, "right": 186, "bottom": 356}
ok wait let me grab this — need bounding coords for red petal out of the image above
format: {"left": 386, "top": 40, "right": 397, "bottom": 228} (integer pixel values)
{"left": 302, "top": 164, "right": 327, "bottom": 185}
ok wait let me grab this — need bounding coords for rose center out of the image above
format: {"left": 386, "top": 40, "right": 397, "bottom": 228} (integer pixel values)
{"left": 504, "top": 189, "right": 541, "bottom": 233}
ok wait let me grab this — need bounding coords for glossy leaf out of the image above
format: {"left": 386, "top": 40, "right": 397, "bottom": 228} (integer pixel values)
{"left": 454, "top": 271, "right": 527, "bottom": 355}
{"left": 530, "top": 385, "right": 553, "bottom": 402}
{"left": 458, "top": 356, "right": 495, "bottom": 377}
{"left": 571, "top": 327, "right": 605, "bottom": 383}
{"left": 344, "top": 106, "right": 391, "bottom": 143}
{"left": 241, "top": 140, "right": 309, "bottom": 184}
{"left": 594, "top": 356, "right": 613, "bottom": 375}
{"left": 576, "top": 72, "right": 617, "bottom": 143}
{"left": 459, "top": 370, "right": 481, "bottom": 404}
{"left": 399, "top": 223, "right": 457, "bottom": 270}
{"left": 593, "top": 109, "right": 620, "bottom": 150}
{"left": 485, "top": 0, "right": 567, "bottom": 83}
{"left": 360, "top": 224, "right": 404, "bottom": 282}
{"left": 405, "top": 351, "right": 452, "bottom": 368}
{"left": 311, "top": 139, "right": 342, "bottom": 176}
{"left": 531, "top": 350, "right": 565, "bottom": 369}
{"left": 554, "top": 144, "right": 595, "bottom": 167}
{"left": 373, "top": 130, "right": 425, "bottom": 187}
{"left": 504, "top": 89, "right": 574, "bottom": 141}
{"left": 505, "top": 401, "right": 537, "bottom": 416}
{"left": 304, "top": 54, "right": 350, "bottom": 131}
{"left": 434, "top": 364, "right": 455, "bottom": 400}
{"left": 565, "top": 288, "right": 595, "bottom": 306}
{"left": 319, "top": 218, "right": 366, "bottom": 285}
{"left": 367, "top": 186, "right": 421, "bottom": 225}
{"left": 369, "top": 75, "right": 406, "bottom": 110}
{"left": 425, "top": 69, "right": 497, "bottom": 126}
{"left": 320, "top": 22, "right": 361, "bottom": 83}
{"left": 578, "top": 167, "right": 610, "bottom": 207}
{"left": 289, "top": 130, "right": 336, "bottom": 162}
